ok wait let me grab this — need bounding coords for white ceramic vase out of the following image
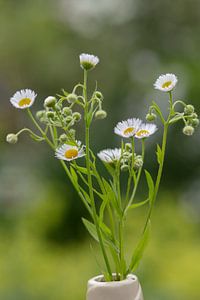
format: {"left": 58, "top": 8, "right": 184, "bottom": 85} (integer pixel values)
{"left": 87, "top": 274, "right": 144, "bottom": 300}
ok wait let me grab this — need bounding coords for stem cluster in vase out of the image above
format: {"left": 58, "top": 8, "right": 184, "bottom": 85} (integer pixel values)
{"left": 7, "top": 54, "right": 199, "bottom": 282}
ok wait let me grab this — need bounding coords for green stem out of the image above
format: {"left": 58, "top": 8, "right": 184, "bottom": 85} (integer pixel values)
{"left": 83, "top": 70, "right": 112, "bottom": 280}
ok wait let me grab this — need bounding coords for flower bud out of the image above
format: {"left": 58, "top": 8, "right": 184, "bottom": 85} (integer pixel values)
{"left": 46, "top": 111, "right": 55, "bottom": 118}
{"left": 95, "top": 110, "right": 107, "bottom": 120}
{"left": 146, "top": 113, "right": 156, "bottom": 121}
{"left": 69, "top": 129, "right": 76, "bottom": 139}
{"left": 44, "top": 96, "right": 56, "bottom": 108}
{"left": 190, "top": 112, "right": 198, "bottom": 119}
{"left": 73, "top": 112, "right": 81, "bottom": 122}
{"left": 6, "top": 133, "right": 18, "bottom": 144}
{"left": 55, "top": 103, "right": 62, "bottom": 111}
{"left": 125, "top": 143, "right": 132, "bottom": 151}
{"left": 183, "top": 125, "right": 194, "bottom": 136}
{"left": 36, "top": 110, "right": 45, "bottom": 120}
{"left": 191, "top": 118, "right": 199, "bottom": 128}
{"left": 62, "top": 107, "right": 72, "bottom": 116}
{"left": 121, "top": 164, "right": 129, "bottom": 172}
{"left": 134, "top": 155, "right": 143, "bottom": 169}
{"left": 184, "top": 105, "right": 194, "bottom": 115}
{"left": 67, "top": 93, "right": 78, "bottom": 103}
{"left": 94, "top": 91, "right": 103, "bottom": 100}
{"left": 64, "top": 116, "right": 73, "bottom": 123}
{"left": 59, "top": 133, "right": 68, "bottom": 143}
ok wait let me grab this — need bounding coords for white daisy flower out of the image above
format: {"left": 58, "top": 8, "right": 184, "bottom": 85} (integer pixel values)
{"left": 97, "top": 148, "right": 122, "bottom": 163}
{"left": 10, "top": 89, "right": 37, "bottom": 109}
{"left": 79, "top": 53, "right": 99, "bottom": 70}
{"left": 154, "top": 73, "right": 178, "bottom": 92}
{"left": 114, "top": 118, "right": 142, "bottom": 138}
{"left": 55, "top": 141, "right": 85, "bottom": 161}
{"left": 135, "top": 123, "right": 157, "bottom": 139}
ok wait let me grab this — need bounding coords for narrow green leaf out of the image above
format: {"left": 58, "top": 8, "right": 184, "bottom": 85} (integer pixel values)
{"left": 145, "top": 170, "right": 154, "bottom": 202}
{"left": 128, "top": 198, "right": 150, "bottom": 211}
{"left": 128, "top": 221, "right": 151, "bottom": 273}
{"left": 156, "top": 144, "right": 162, "bottom": 165}
{"left": 82, "top": 218, "right": 99, "bottom": 242}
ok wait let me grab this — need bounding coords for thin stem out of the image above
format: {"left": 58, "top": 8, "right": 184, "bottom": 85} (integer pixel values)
{"left": 83, "top": 69, "right": 112, "bottom": 280}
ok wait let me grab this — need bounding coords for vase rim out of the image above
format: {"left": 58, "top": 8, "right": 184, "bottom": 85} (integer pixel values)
{"left": 88, "top": 273, "right": 138, "bottom": 287}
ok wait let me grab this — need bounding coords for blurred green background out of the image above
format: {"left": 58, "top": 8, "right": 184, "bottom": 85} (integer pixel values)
{"left": 0, "top": 0, "right": 200, "bottom": 299}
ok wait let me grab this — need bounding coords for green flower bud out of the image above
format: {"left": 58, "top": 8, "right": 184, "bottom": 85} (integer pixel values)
{"left": 62, "top": 107, "right": 72, "bottom": 116}
{"left": 6, "top": 133, "right": 18, "bottom": 144}
{"left": 55, "top": 103, "right": 62, "bottom": 111}
{"left": 183, "top": 125, "right": 194, "bottom": 136}
{"left": 59, "top": 133, "right": 68, "bottom": 142}
{"left": 121, "top": 164, "right": 129, "bottom": 172}
{"left": 69, "top": 129, "right": 76, "bottom": 139}
{"left": 190, "top": 112, "right": 198, "bottom": 119}
{"left": 73, "top": 112, "right": 81, "bottom": 122}
{"left": 36, "top": 110, "right": 45, "bottom": 120}
{"left": 146, "top": 113, "right": 156, "bottom": 121}
{"left": 125, "top": 143, "right": 132, "bottom": 151}
{"left": 64, "top": 116, "right": 73, "bottom": 123}
{"left": 44, "top": 96, "right": 56, "bottom": 108}
{"left": 184, "top": 105, "right": 194, "bottom": 115}
{"left": 94, "top": 91, "right": 103, "bottom": 100}
{"left": 191, "top": 118, "right": 199, "bottom": 128}
{"left": 46, "top": 111, "right": 55, "bottom": 118}
{"left": 95, "top": 110, "right": 107, "bottom": 120}
{"left": 67, "top": 93, "right": 78, "bottom": 103}
{"left": 134, "top": 155, "right": 143, "bottom": 169}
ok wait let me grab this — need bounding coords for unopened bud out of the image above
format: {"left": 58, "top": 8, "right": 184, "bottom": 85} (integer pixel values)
{"left": 146, "top": 113, "right": 156, "bottom": 121}
{"left": 62, "top": 107, "right": 72, "bottom": 116}
{"left": 55, "top": 103, "right": 62, "bottom": 111}
{"left": 125, "top": 143, "right": 132, "bottom": 151}
{"left": 59, "top": 133, "right": 68, "bottom": 142}
{"left": 73, "top": 112, "right": 81, "bottom": 122}
{"left": 46, "top": 111, "right": 55, "bottom": 118}
{"left": 67, "top": 93, "right": 78, "bottom": 103}
{"left": 191, "top": 118, "right": 199, "bottom": 128}
{"left": 65, "top": 116, "right": 73, "bottom": 123}
{"left": 184, "top": 105, "right": 194, "bottom": 115}
{"left": 134, "top": 155, "right": 143, "bottom": 169}
{"left": 183, "top": 125, "right": 194, "bottom": 136}
{"left": 44, "top": 96, "right": 56, "bottom": 108}
{"left": 69, "top": 129, "right": 76, "bottom": 139}
{"left": 6, "top": 133, "right": 18, "bottom": 144}
{"left": 36, "top": 110, "right": 45, "bottom": 119}
{"left": 121, "top": 164, "right": 129, "bottom": 172}
{"left": 94, "top": 91, "right": 103, "bottom": 100}
{"left": 95, "top": 110, "right": 107, "bottom": 120}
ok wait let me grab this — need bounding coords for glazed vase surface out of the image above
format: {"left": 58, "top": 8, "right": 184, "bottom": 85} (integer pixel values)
{"left": 87, "top": 274, "right": 144, "bottom": 300}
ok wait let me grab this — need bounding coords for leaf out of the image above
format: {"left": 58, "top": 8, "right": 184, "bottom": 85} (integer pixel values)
{"left": 82, "top": 218, "right": 99, "bottom": 242}
{"left": 128, "top": 198, "right": 150, "bottom": 211}
{"left": 156, "top": 144, "right": 162, "bottom": 165}
{"left": 145, "top": 170, "right": 154, "bottom": 203}
{"left": 70, "top": 166, "right": 78, "bottom": 183}
{"left": 128, "top": 221, "right": 151, "bottom": 273}
{"left": 80, "top": 188, "right": 91, "bottom": 204}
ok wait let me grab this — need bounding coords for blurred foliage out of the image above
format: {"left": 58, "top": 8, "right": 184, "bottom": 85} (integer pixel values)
{"left": 0, "top": 0, "right": 200, "bottom": 299}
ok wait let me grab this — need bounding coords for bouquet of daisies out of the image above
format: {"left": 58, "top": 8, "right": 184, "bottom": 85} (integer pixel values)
{"left": 7, "top": 54, "right": 199, "bottom": 281}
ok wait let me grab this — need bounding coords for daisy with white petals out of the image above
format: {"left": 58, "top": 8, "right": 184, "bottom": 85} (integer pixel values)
{"left": 114, "top": 118, "right": 142, "bottom": 138}
{"left": 10, "top": 89, "right": 37, "bottom": 109}
{"left": 55, "top": 141, "right": 85, "bottom": 161}
{"left": 135, "top": 123, "right": 157, "bottom": 139}
{"left": 98, "top": 148, "right": 122, "bottom": 163}
{"left": 79, "top": 53, "right": 99, "bottom": 70}
{"left": 154, "top": 73, "right": 178, "bottom": 92}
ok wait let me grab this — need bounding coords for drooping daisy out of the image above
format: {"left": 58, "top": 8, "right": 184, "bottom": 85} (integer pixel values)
{"left": 97, "top": 148, "right": 122, "bottom": 163}
{"left": 55, "top": 141, "right": 85, "bottom": 161}
{"left": 135, "top": 123, "right": 157, "bottom": 139}
{"left": 154, "top": 73, "right": 178, "bottom": 92}
{"left": 114, "top": 118, "right": 142, "bottom": 138}
{"left": 79, "top": 53, "right": 99, "bottom": 70}
{"left": 10, "top": 89, "right": 37, "bottom": 109}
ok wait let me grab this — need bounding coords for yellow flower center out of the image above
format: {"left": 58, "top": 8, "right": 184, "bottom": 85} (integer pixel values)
{"left": 124, "top": 127, "right": 134, "bottom": 135}
{"left": 64, "top": 148, "right": 78, "bottom": 159}
{"left": 136, "top": 129, "right": 149, "bottom": 137}
{"left": 18, "top": 98, "right": 32, "bottom": 107}
{"left": 162, "top": 81, "right": 172, "bottom": 88}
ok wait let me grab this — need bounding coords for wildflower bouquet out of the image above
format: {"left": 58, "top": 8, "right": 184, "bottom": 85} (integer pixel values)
{"left": 7, "top": 54, "right": 199, "bottom": 282}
